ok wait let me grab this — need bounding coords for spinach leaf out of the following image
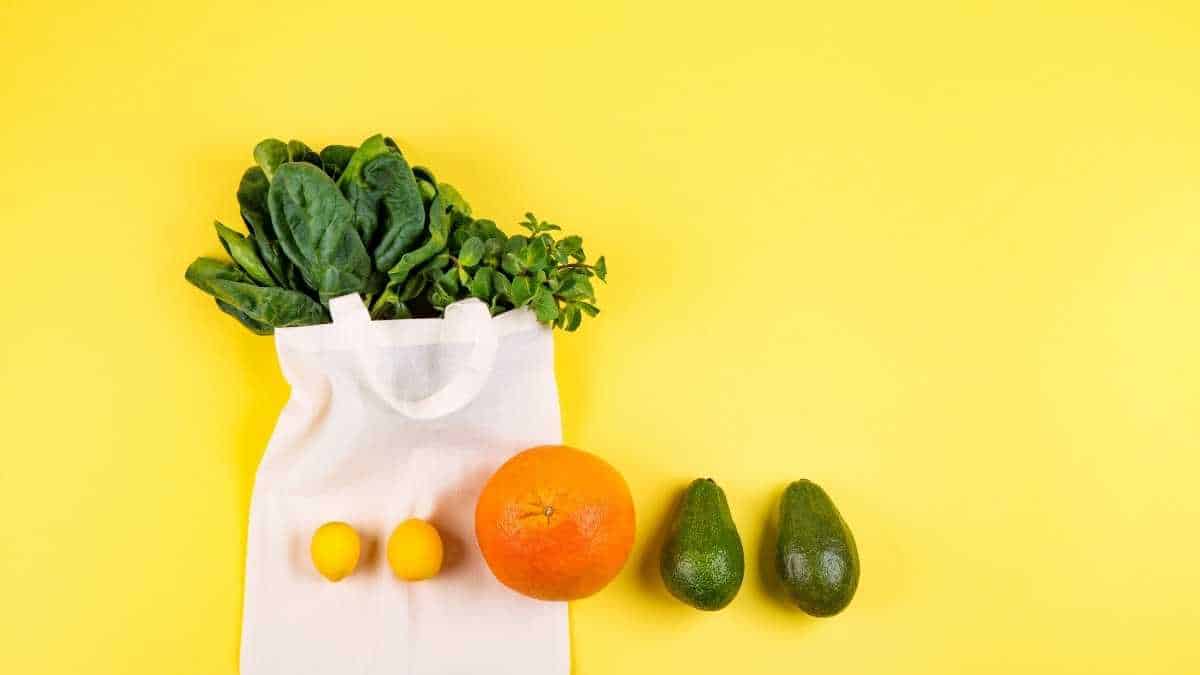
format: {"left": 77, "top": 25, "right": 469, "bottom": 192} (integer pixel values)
{"left": 368, "top": 285, "right": 401, "bottom": 320}
{"left": 412, "top": 166, "right": 437, "bottom": 206}
{"left": 319, "top": 144, "right": 356, "bottom": 181}
{"left": 386, "top": 192, "right": 451, "bottom": 287}
{"left": 214, "top": 221, "right": 274, "bottom": 286}
{"left": 215, "top": 299, "right": 273, "bottom": 335}
{"left": 267, "top": 163, "right": 371, "bottom": 302}
{"left": 336, "top": 135, "right": 426, "bottom": 263}
{"left": 236, "top": 167, "right": 270, "bottom": 238}
{"left": 335, "top": 134, "right": 391, "bottom": 191}
{"left": 253, "top": 139, "right": 289, "bottom": 181}
{"left": 286, "top": 140, "right": 322, "bottom": 167}
{"left": 412, "top": 166, "right": 435, "bottom": 184}
{"left": 237, "top": 166, "right": 297, "bottom": 289}
{"left": 208, "top": 279, "right": 328, "bottom": 327}
{"left": 187, "top": 257, "right": 328, "bottom": 328}
{"left": 364, "top": 153, "right": 425, "bottom": 271}
{"left": 437, "top": 182, "right": 471, "bottom": 218}
{"left": 186, "top": 257, "right": 252, "bottom": 288}
{"left": 336, "top": 139, "right": 424, "bottom": 260}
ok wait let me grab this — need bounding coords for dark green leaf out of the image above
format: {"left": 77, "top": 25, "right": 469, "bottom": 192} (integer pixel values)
{"left": 237, "top": 166, "right": 296, "bottom": 289}
{"left": 437, "top": 182, "right": 471, "bottom": 218}
{"left": 387, "top": 192, "right": 451, "bottom": 286}
{"left": 253, "top": 139, "right": 288, "bottom": 181}
{"left": 286, "top": 140, "right": 321, "bottom": 166}
{"left": 214, "top": 221, "right": 274, "bottom": 286}
{"left": 236, "top": 167, "right": 270, "bottom": 238}
{"left": 369, "top": 285, "right": 399, "bottom": 320}
{"left": 412, "top": 166, "right": 437, "bottom": 205}
{"left": 363, "top": 268, "right": 388, "bottom": 297}
{"left": 349, "top": 151, "right": 425, "bottom": 270}
{"left": 416, "top": 251, "right": 452, "bottom": 279}
{"left": 216, "top": 299, "right": 273, "bottom": 335}
{"left": 186, "top": 257, "right": 252, "bottom": 287}
{"left": 335, "top": 134, "right": 391, "bottom": 190}
{"left": 578, "top": 301, "right": 600, "bottom": 317}
{"left": 400, "top": 273, "right": 428, "bottom": 301}
{"left": 319, "top": 145, "right": 356, "bottom": 181}
{"left": 267, "top": 163, "right": 371, "bottom": 302}
{"left": 208, "top": 279, "right": 329, "bottom": 327}
{"left": 186, "top": 257, "right": 328, "bottom": 330}
{"left": 594, "top": 255, "right": 607, "bottom": 282}
{"left": 412, "top": 166, "right": 435, "bottom": 184}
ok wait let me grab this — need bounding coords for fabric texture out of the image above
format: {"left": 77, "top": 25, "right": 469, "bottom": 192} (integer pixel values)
{"left": 240, "top": 294, "right": 569, "bottom": 675}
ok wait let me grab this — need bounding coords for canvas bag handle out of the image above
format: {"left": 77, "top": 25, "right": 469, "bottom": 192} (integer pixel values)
{"left": 327, "top": 294, "right": 499, "bottom": 420}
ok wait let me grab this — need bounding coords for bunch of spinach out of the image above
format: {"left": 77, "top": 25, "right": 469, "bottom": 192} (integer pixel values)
{"left": 186, "top": 135, "right": 606, "bottom": 334}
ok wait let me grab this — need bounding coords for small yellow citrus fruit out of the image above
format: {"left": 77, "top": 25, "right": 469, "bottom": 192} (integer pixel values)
{"left": 387, "top": 518, "right": 444, "bottom": 581}
{"left": 310, "top": 522, "right": 361, "bottom": 582}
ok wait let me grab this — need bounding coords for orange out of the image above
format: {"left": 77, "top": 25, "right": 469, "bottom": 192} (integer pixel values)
{"left": 474, "top": 445, "right": 636, "bottom": 601}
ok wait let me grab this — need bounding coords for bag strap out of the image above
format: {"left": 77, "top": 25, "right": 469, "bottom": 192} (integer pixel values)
{"left": 327, "top": 294, "right": 500, "bottom": 420}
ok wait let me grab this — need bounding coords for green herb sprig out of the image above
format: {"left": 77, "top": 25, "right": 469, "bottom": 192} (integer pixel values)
{"left": 185, "top": 134, "right": 606, "bottom": 334}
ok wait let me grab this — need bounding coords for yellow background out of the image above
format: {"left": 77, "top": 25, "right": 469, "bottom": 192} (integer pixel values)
{"left": 2, "top": 1, "right": 1198, "bottom": 672}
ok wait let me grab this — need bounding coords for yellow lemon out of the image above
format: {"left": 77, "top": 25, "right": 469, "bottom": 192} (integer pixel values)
{"left": 387, "top": 518, "right": 444, "bottom": 581}
{"left": 310, "top": 522, "right": 361, "bottom": 582}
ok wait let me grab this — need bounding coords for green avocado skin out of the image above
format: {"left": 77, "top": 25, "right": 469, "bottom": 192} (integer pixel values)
{"left": 660, "top": 478, "right": 745, "bottom": 611}
{"left": 776, "top": 480, "right": 859, "bottom": 617}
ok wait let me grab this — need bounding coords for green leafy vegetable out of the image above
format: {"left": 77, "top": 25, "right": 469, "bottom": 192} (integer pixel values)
{"left": 185, "top": 134, "right": 608, "bottom": 334}
{"left": 216, "top": 299, "right": 273, "bottom": 335}
{"left": 185, "top": 258, "right": 328, "bottom": 330}
{"left": 286, "top": 140, "right": 321, "bottom": 167}
{"left": 267, "top": 162, "right": 372, "bottom": 302}
{"left": 236, "top": 166, "right": 296, "bottom": 289}
{"left": 458, "top": 237, "right": 485, "bottom": 267}
{"left": 359, "top": 153, "right": 425, "bottom": 271}
{"left": 214, "top": 221, "right": 274, "bottom": 286}
{"left": 336, "top": 135, "right": 391, "bottom": 191}
{"left": 319, "top": 145, "right": 356, "bottom": 181}
{"left": 253, "top": 139, "right": 289, "bottom": 181}
{"left": 385, "top": 191, "right": 451, "bottom": 287}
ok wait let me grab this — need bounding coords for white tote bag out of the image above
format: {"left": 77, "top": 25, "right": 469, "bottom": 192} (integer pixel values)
{"left": 240, "top": 294, "right": 569, "bottom": 675}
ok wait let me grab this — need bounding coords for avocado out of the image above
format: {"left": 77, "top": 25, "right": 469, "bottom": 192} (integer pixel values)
{"left": 775, "top": 479, "right": 859, "bottom": 616}
{"left": 660, "top": 478, "right": 744, "bottom": 610}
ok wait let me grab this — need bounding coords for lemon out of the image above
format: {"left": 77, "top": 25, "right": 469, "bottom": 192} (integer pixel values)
{"left": 310, "top": 522, "right": 361, "bottom": 582}
{"left": 387, "top": 518, "right": 444, "bottom": 580}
